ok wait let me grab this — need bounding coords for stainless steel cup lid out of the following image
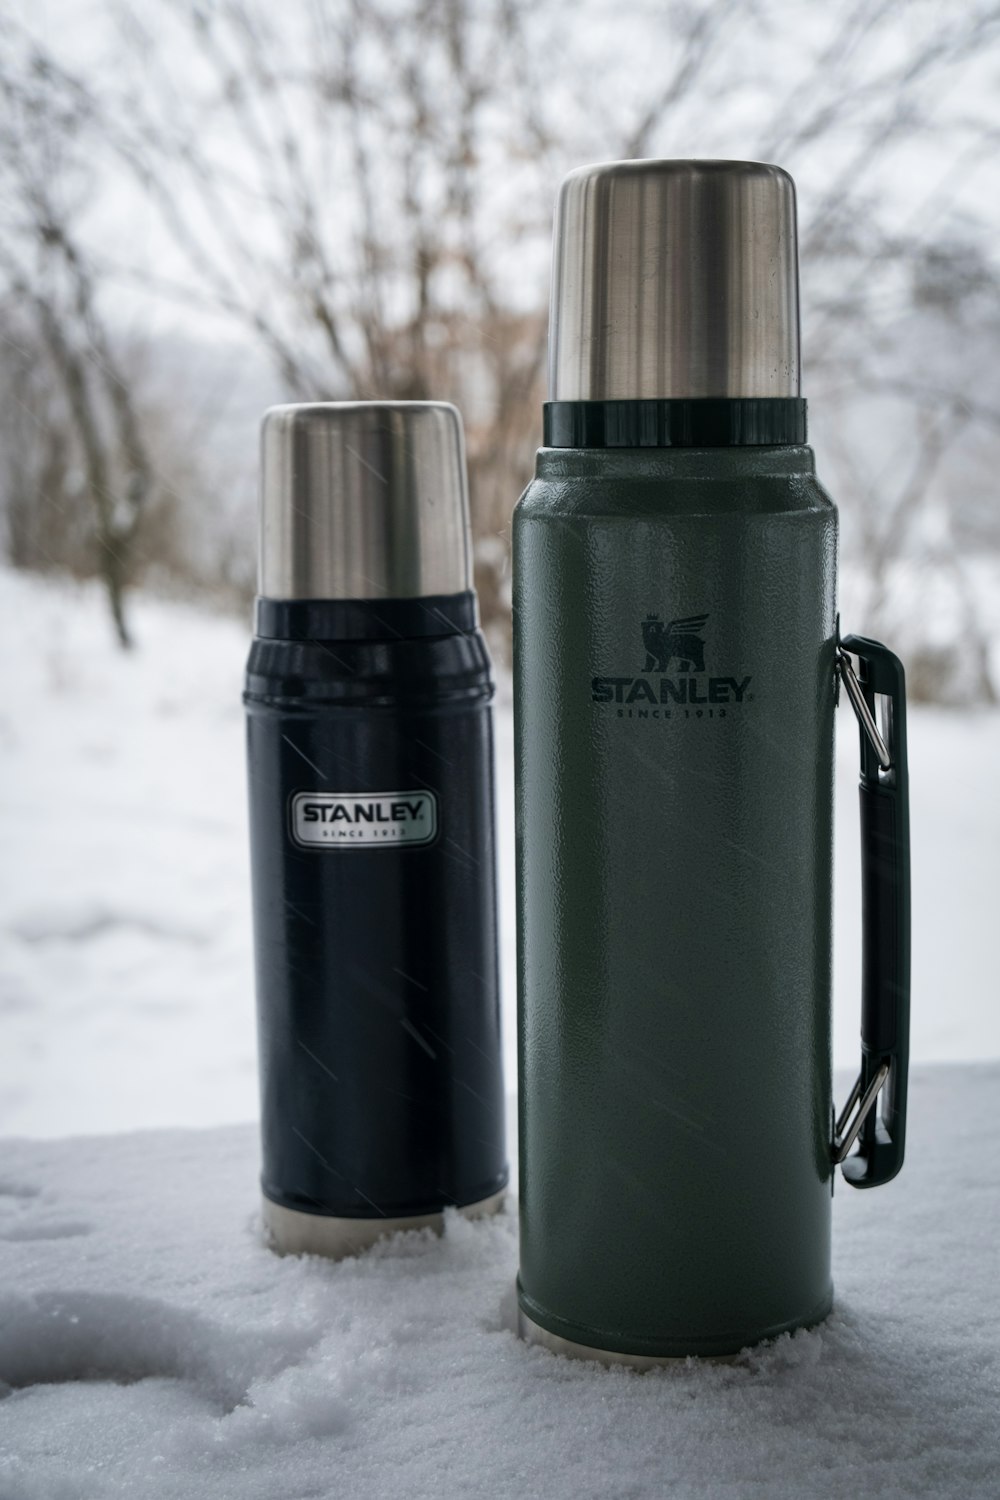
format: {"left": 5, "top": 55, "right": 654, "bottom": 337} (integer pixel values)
{"left": 549, "top": 159, "right": 800, "bottom": 401}
{"left": 259, "top": 401, "right": 473, "bottom": 600}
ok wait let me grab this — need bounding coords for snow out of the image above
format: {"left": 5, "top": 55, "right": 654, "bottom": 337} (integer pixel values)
{"left": 1, "top": 566, "right": 999, "bottom": 1139}
{"left": 0, "top": 1067, "right": 997, "bottom": 1498}
{"left": 1, "top": 567, "right": 999, "bottom": 1493}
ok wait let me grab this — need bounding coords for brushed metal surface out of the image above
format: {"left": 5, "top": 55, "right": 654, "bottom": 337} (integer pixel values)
{"left": 549, "top": 159, "right": 800, "bottom": 400}
{"left": 260, "top": 401, "right": 472, "bottom": 600}
{"left": 262, "top": 1189, "right": 506, "bottom": 1259}
{"left": 517, "top": 1305, "right": 692, "bottom": 1368}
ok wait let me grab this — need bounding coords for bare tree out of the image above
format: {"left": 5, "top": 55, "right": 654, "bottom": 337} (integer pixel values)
{"left": 0, "top": 42, "right": 155, "bottom": 645}
{"left": 0, "top": 304, "right": 82, "bottom": 574}
{"left": 1, "top": 0, "right": 998, "bottom": 694}
{"left": 78, "top": 0, "right": 561, "bottom": 645}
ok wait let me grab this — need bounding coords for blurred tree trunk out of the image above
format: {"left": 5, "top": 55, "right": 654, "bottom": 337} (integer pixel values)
{"left": 0, "top": 54, "right": 155, "bottom": 646}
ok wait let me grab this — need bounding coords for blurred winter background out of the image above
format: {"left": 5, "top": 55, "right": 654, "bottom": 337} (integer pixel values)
{"left": 1, "top": 0, "right": 998, "bottom": 1138}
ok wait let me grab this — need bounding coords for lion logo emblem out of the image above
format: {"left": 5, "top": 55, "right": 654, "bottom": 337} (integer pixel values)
{"left": 641, "top": 613, "right": 708, "bottom": 673}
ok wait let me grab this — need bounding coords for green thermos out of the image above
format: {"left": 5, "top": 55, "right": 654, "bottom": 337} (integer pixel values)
{"left": 513, "top": 160, "right": 911, "bottom": 1363}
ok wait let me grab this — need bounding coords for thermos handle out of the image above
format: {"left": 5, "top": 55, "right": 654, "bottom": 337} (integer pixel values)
{"left": 833, "top": 634, "right": 911, "bottom": 1189}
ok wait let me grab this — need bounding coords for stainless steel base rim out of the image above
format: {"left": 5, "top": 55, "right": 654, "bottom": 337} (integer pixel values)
{"left": 261, "top": 1187, "right": 506, "bottom": 1259}
{"left": 517, "top": 1305, "right": 737, "bottom": 1369}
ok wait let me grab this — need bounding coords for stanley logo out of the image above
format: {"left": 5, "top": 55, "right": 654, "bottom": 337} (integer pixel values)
{"left": 642, "top": 613, "right": 707, "bottom": 673}
{"left": 592, "top": 612, "right": 753, "bottom": 719}
{"left": 290, "top": 790, "right": 437, "bottom": 848}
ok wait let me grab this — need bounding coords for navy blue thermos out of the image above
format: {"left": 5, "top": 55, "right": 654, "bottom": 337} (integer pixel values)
{"left": 245, "top": 402, "right": 508, "bottom": 1256}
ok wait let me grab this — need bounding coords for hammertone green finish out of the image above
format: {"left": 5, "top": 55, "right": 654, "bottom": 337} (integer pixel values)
{"left": 513, "top": 445, "right": 839, "bottom": 1358}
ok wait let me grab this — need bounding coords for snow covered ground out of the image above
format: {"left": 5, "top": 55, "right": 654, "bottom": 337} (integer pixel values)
{"left": 0, "top": 1067, "right": 997, "bottom": 1498}
{"left": 0, "top": 566, "right": 998, "bottom": 1139}
{"left": 1, "top": 568, "right": 999, "bottom": 1498}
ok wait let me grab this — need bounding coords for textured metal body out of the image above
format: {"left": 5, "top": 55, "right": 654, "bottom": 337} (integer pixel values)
{"left": 549, "top": 160, "right": 799, "bottom": 400}
{"left": 513, "top": 444, "right": 838, "bottom": 1357}
{"left": 246, "top": 605, "right": 507, "bottom": 1245}
{"left": 259, "top": 402, "right": 472, "bottom": 599}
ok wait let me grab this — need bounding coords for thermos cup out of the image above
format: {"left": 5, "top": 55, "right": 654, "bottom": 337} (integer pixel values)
{"left": 245, "top": 401, "right": 507, "bottom": 1257}
{"left": 514, "top": 160, "right": 910, "bottom": 1362}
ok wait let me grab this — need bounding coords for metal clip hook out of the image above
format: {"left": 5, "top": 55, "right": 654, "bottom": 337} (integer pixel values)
{"left": 832, "top": 1061, "right": 890, "bottom": 1164}
{"left": 838, "top": 647, "right": 891, "bottom": 772}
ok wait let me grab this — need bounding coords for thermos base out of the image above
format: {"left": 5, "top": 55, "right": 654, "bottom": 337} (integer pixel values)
{"left": 516, "top": 1295, "right": 833, "bottom": 1369}
{"left": 261, "top": 1189, "right": 506, "bottom": 1260}
{"left": 517, "top": 1307, "right": 692, "bottom": 1369}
